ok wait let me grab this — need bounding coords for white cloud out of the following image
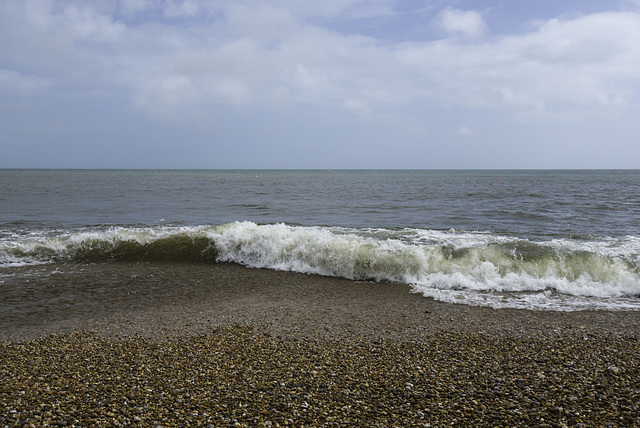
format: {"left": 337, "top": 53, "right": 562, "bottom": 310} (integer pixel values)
{"left": 438, "top": 8, "right": 486, "bottom": 38}
{"left": 459, "top": 126, "right": 474, "bottom": 136}
{"left": 60, "top": 5, "right": 125, "bottom": 41}
{"left": 399, "top": 11, "right": 640, "bottom": 114}
{"left": 224, "top": 5, "right": 298, "bottom": 41}
{"left": 163, "top": 0, "right": 199, "bottom": 18}
{"left": 343, "top": 99, "right": 371, "bottom": 116}
{"left": 247, "top": 0, "right": 395, "bottom": 20}
{"left": 2, "top": 0, "right": 640, "bottom": 125}
{"left": 134, "top": 74, "right": 200, "bottom": 114}
{"left": 119, "top": 0, "right": 152, "bottom": 18}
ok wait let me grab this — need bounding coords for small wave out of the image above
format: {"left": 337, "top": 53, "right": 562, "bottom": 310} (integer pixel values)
{"left": 0, "top": 227, "right": 218, "bottom": 264}
{"left": 2, "top": 222, "right": 639, "bottom": 310}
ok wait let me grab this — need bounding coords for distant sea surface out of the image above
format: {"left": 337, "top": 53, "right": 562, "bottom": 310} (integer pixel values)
{"left": 1, "top": 169, "right": 640, "bottom": 312}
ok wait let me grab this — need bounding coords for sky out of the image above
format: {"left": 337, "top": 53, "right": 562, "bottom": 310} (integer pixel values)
{"left": 1, "top": 0, "right": 640, "bottom": 169}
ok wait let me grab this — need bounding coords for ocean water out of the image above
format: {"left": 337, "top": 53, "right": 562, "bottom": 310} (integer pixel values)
{"left": 1, "top": 169, "right": 639, "bottom": 312}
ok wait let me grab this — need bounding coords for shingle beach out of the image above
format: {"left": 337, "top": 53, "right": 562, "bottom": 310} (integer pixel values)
{"left": 2, "top": 262, "right": 639, "bottom": 427}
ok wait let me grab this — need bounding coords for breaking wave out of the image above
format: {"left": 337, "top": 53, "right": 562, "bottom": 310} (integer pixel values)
{"left": 2, "top": 221, "right": 639, "bottom": 311}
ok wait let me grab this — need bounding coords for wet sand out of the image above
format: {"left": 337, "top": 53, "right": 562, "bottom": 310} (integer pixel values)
{"left": 1, "top": 262, "right": 640, "bottom": 426}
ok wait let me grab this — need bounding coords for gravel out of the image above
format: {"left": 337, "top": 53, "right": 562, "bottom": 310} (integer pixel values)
{"left": 2, "top": 263, "right": 639, "bottom": 426}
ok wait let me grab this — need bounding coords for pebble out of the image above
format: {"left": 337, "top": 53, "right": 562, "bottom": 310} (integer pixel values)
{"left": 1, "top": 325, "right": 639, "bottom": 426}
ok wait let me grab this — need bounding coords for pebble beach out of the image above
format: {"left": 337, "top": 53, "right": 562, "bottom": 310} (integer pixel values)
{"left": 2, "top": 262, "right": 640, "bottom": 427}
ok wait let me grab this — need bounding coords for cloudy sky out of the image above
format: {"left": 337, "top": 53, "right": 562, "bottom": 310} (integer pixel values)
{"left": 2, "top": 0, "right": 640, "bottom": 169}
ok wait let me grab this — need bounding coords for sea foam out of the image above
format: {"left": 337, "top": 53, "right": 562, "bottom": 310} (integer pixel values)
{"left": 2, "top": 221, "right": 639, "bottom": 310}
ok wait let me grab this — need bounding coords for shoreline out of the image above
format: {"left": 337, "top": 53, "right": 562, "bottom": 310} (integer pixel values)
{"left": 2, "top": 262, "right": 640, "bottom": 342}
{"left": 2, "top": 263, "right": 640, "bottom": 426}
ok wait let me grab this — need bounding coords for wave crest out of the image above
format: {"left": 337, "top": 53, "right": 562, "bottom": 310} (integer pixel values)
{"left": 1, "top": 227, "right": 218, "bottom": 264}
{"left": 2, "top": 222, "right": 639, "bottom": 310}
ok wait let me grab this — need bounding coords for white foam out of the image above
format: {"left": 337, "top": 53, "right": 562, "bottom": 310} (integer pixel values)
{"left": 2, "top": 222, "right": 639, "bottom": 311}
{"left": 207, "top": 222, "right": 640, "bottom": 310}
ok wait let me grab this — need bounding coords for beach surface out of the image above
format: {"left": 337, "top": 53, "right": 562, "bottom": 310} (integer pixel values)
{"left": 2, "top": 262, "right": 640, "bottom": 426}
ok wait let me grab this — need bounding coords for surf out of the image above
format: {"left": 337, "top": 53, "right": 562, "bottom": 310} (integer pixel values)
{"left": 1, "top": 221, "right": 639, "bottom": 311}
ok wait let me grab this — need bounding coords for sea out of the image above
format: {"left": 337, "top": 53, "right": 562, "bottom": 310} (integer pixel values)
{"left": 1, "top": 169, "right": 639, "bottom": 314}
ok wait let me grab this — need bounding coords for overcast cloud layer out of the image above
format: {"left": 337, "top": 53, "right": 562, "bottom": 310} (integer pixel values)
{"left": 2, "top": 0, "right": 640, "bottom": 168}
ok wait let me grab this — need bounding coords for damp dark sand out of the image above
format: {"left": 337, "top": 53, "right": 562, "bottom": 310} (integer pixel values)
{"left": 2, "top": 262, "right": 640, "bottom": 426}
